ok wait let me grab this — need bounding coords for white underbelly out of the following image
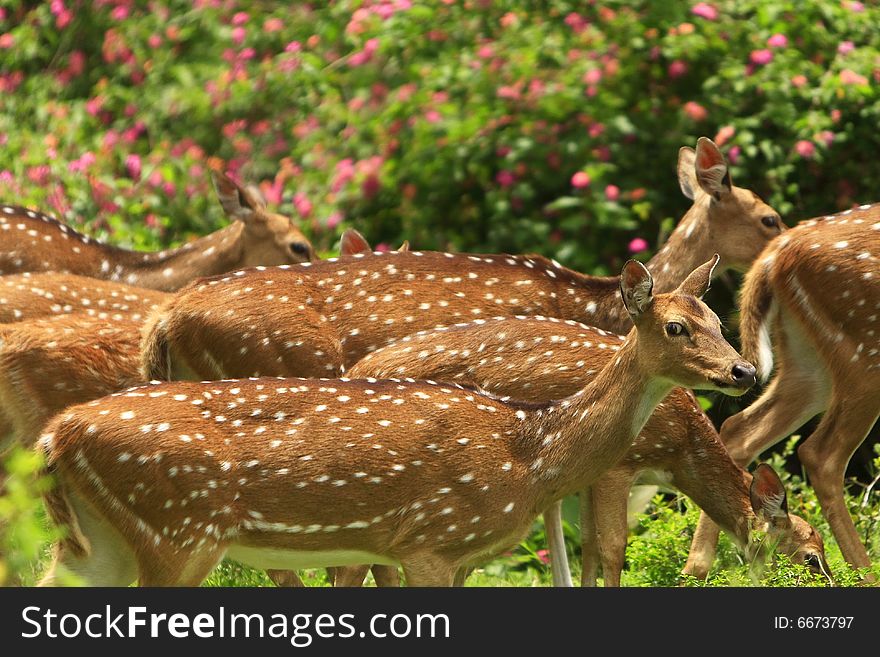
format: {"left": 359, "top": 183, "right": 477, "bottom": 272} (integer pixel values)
{"left": 225, "top": 546, "right": 398, "bottom": 571}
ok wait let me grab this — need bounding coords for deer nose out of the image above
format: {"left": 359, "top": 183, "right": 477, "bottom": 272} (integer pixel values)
{"left": 730, "top": 362, "right": 756, "bottom": 389}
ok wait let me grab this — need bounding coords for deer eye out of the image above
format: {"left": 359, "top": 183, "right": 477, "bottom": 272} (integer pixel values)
{"left": 761, "top": 215, "right": 778, "bottom": 228}
{"left": 665, "top": 322, "right": 688, "bottom": 337}
{"left": 290, "top": 242, "right": 310, "bottom": 256}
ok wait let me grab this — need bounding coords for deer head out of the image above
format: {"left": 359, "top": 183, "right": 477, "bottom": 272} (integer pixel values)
{"left": 749, "top": 463, "right": 832, "bottom": 583}
{"left": 674, "top": 137, "right": 784, "bottom": 272}
{"left": 621, "top": 254, "right": 756, "bottom": 394}
{"left": 211, "top": 170, "right": 316, "bottom": 266}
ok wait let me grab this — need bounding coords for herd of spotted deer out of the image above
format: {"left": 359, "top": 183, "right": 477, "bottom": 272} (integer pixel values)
{"left": 0, "top": 136, "right": 876, "bottom": 587}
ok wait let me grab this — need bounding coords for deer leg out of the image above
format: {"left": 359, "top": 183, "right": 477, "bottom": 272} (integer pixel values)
{"left": 719, "top": 370, "right": 828, "bottom": 468}
{"left": 683, "top": 514, "right": 722, "bottom": 580}
{"left": 267, "top": 569, "right": 305, "bottom": 587}
{"left": 452, "top": 567, "right": 472, "bottom": 587}
{"left": 332, "top": 565, "right": 370, "bottom": 587}
{"left": 543, "top": 499, "right": 573, "bottom": 587}
{"left": 138, "top": 549, "right": 225, "bottom": 587}
{"left": 370, "top": 565, "right": 401, "bottom": 587}
{"left": 39, "top": 492, "right": 138, "bottom": 587}
{"left": 797, "top": 396, "right": 877, "bottom": 572}
{"left": 401, "top": 555, "right": 456, "bottom": 587}
{"left": 579, "top": 486, "right": 599, "bottom": 587}
{"left": 592, "top": 475, "right": 632, "bottom": 587}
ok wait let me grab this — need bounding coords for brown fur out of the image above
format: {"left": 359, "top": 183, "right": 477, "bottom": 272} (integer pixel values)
{"left": 688, "top": 205, "right": 880, "bottom": 575}
{"left": 0, "top": 273, "right": 169, "bottom": 324}
{"left": 140, "top": 138, "right": 783, "bottom": 381}
{"left": 347, "top": 316, "right": 829, "bottom": 585}
{"left": 0, "top": 171, "right": 316, "bottom": 291}
{"left": 40, "top": 259, "right": 751, "bottom": 586}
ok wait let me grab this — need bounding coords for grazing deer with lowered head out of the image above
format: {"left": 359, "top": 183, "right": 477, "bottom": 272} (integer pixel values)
{"left": 141, "top": 138, "right": 781, "bottom": 381}
{"left": 686, "top": 205, "right": 880, "bottom": 579}
{"left": 0, "top": 171, "right": 316, "bottom": 291}
{"left": 40, "top": 256, "right": 753, "bottom": 586}
{"left": 344, "top": 315, "right": 829, "bottom": 586}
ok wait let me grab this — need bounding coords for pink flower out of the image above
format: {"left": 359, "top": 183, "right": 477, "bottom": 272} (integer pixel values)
{"left": 264, "top": 17, "right": 284, "bottom": 32}
{"left": 424, "top": 109, "right": 442, "bottom": 123}
{"left": 605, "top": 184, "right": 620, "bottom": 201}
{"left": 583, "top": 69, "right": 602, "bottom": 85}
{"left": 232, "top": 12, "right": 249, "bottom": 26}
{"left": 668, "top": 60, "right": 688, "bottom": 79}
{"left": 374, "top": 242, "right": 391, "bottom": 253}
{"left": 845, "top": 1, "right": 865, "bottom": 11}
{"left": 125, "top": 154, "right": 142, "bottom": 180}
{"left": 750, "top": 49, "right": 773, "bottom": 65}
{"left": 148, "top": 34, "right": 162, "bottom": 48}
{"left": 564, "top": 12, "right": 587, "bottom": 33}
{"left": 628, "top": 237, "right": 649, "bottom": 254}
{"left": 231, "top": 26, "right": 246, "bottom": 45}
{"left": 683, "top": 101, "right": 708, "bottom": 121}
{"left": 293, "top": 193, "right": 313, "bottom": 218}
{"left": 691, "top": 3, "right": 718, "bottom": 20}
{"left": 536, "top": 549, "right": 550, "bottom": 565}
{"left": 571, "top": 171, "right": 591, "bottom": 188}
{"left": 85, "top": 96, "right": 104, "bottom": 116}
{"left": 767, "top": 34, "right": 788, "bottom": 48}
{"left": 500, "top": 12, "right": 518, "bottom": 28}
{"left": 838, "top": 41, "right": 855, "bottom": 55}
{"left": 840, "top": 69, "right": 868, "bottom": 85}
{"left": 477, "top": 44, "right": 494, "bottom": 59}
{"left": 285, "top": 41, "right": 302, "bottom": 53}
{"left": 326, "top": 211, "right": 342, "bottom": 229}
{"left": 795, "top": 140, "right": 815, "bottom": 159}
{"left": 817, "top": 130, "right": 835, "bottom": 146}
{"left": 496, "top": 170, "right": 516, "bottom": 187}
{"left": 68, "top": 151, "right": 96, "bottom": 173}
{"left": 110, "top": 5, "right": 129, "bottom": 20}
{"left": 0, "top": 33, "right": 14, "bottom": 49}
{"left": 27, "top": 165, "right": 51, "bottom": 185}
{"left": 791, "top": 74, "right": 808, "bottom": 87}
{"left": 714, "top": 125, "right": 735, "bottom": 146}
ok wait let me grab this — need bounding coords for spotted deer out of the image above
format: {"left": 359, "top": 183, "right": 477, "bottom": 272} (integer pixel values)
{"left": 0, "top": 229, "right": 379, "bottom": 327}
{"left": 0, "top": 272, "right": 168, "bottom": 324}
{"left": 141, "top": 137, "right": 782, "bottom": 382}
{"left": 0, "top": 227, "right": 391, "bottom": 587}
{"left": 0, "top": 171, "right": 316, "bottom": 291}
{"left": 686, "top": 204, "right": 880, "bottom": 579}
{"left": 40, "top": 257, "right": 754, "bottom": 587}
{"left": 344, "top": 316, "right": 830, "bottom": 586}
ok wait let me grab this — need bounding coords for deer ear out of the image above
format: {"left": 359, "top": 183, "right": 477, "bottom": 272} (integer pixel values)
{"left": 620, "top": 260, "right": 654, "bottom": 317}
{"left": 695, "top": 137, "right": 732, "bottom": 199}
{"left": 398, "top": 239, "right": 410, "bottom": 252}
{"left": 750, "top": 464, "right": 791, "bottom": 528}
{"left": 340, "top": 228, "right": 372, "bottom": 256}
{"left": 677, "top": 147, "right": 697, "bottom": 200}
{"left": 675, "top": 254, "right": 720, "bottom": 299}
{"left": 211, "top": 170, "right": 267, "bottom": 223}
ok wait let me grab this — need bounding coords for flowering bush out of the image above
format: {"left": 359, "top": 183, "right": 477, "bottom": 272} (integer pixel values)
{"left": 0, "top": 0, "right": 878, "bottom": 272}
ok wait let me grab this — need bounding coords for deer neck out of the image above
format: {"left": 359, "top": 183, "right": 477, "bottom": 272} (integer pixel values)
{"left": 647, "top": 200, "right": 714, "bottom": 292}
{"left": 515, "top": 335, "right": 674, "bottom": 509}
{"left": 122, "top": 223, "right": 245, "bottom": 290}
{"left": 552, "top": 202, "right": 714, "bottom": 334}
